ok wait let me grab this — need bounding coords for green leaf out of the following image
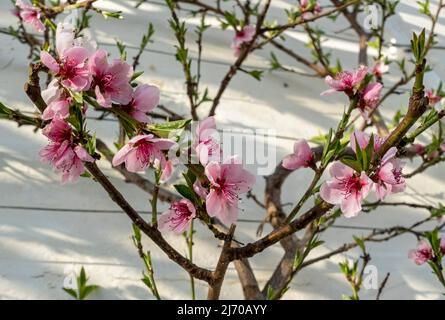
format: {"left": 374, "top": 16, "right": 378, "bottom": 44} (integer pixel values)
{"left": 80, "top": 172, "right": 92, "bottom": 178}
{"left": 174, "top": 184, "right": 196, "bottom": 202}
{"left": 223, "top": 11, "right": 238, "bottom": 28}
{"left": 269, "top": 52, "right": 282, "bottom": 70}
{"left": 102, "top": 11, "right": 123, "bottom": 20}
{"left": 148, "top": 119, "right": 191, "bottom": 138}
{"left": 116, "top": 40, "right": 127, "bottom": 61}
{"left": 132, "top": 71, "right": 144, "bottom": 82}
{"left": 353, "top": 236, "right": 366, "bottom": 252}
{"left": 183, "top": 169, "right": 197, "bottom": 186}
{"left": 132, "top": 223, "right": 142, "bottom": 243}
{"left": 79, "top": 285, "right": 98, "bottom": 300}
{"left": 62, "top": 288, "right": 78, "bottom": 299}
{"left": 340, "top": 156, "right": 361, "bottom": 173}
{"left": 266, "top": 286, "right": 275, "bottom": 300}
{"left": 247, "top": 70, "right": 263, "bottom": 81}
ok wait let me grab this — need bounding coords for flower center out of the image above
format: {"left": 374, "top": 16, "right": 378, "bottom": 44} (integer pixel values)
{"left": 100, "top": 74, "right": 115, "bottom": 90}
{"left": 392, "top": 168, "right": 403, "bottom": 183}
{"left": 337, "top": 175, "right": 363, "bottom": 198}
{"left": 339, "top": 72, "right": 354, "bottom": 88}
{"left": 134, "top": 140, "right": 156, "bottom": 164}
{"left": 237, "top": 30, "right": 245, "bottom": 38}
{"left": 60, "top": 57, "right": 79, "bottom": 79}
{"left": 168, "top": 202, "right": 193, "bottom": 228}
{"left": 215, "top": 178, "right": 239, "bottom": 205}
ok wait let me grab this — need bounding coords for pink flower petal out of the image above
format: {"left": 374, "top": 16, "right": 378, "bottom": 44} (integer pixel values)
{"left": 41, "top": 51, "right": 60, "bottom": 73}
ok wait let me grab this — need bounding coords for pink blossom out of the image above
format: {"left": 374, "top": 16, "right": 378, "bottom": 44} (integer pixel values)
{"left": 89, "top": 49, "right": 134, "bottom": 108}
{"left": 15, "top": 0, "right": 45, "bottom": 33}
{"left": 40, "top": 23, "right": 91, "bottom": 91}
{"left": 40, "top": 118, "right": 94, "bottom": 183}
{"left": 349, "top": 132, "right": 405, "bottom": 200}
{"left": 124, "top": 84, "right": 160, "bottom": 123}
{"left": 204, "top": 157, "right": 255, "bottom": 225}
{"left": 372, "top": 61, "right": 389, "bottom": 78}
{"left": 441, "top": 238, "right": 445, "bottom": 255}
{"left": 374, "top": 147, "right": 406, "bottom": 200}
{"left": 300, "top": 0, "right": 321, "bottom": 19}
{"left": 232, "top": 25, "right": 255, "bottom": 57}
{"left": 426, "top": 89, "right": 441, "bottom": 107}
{"left": 282, "top": 139, "right": 314, "bottom": 170}
{"left": 409, "top": 241, "right": 433, "bottom": 265}
{"left": 112, "top": 134, "right": 176, "bottom": 173}
{"left": 320, "top": 162, "right": 372, "bottom": 217}
{"left": 40, "top": 141, "right": 94, "bottom": 184}
{"left": 358, "top": 83, "right": 383, "bottom": 119}
{"left": 194, "top": 117, "right": 221, "bottom": 165}
{"left": 321, "top": 66, "right": 368, "bottom": 96}
{"left": 41, "top": 80, "right": 72, "bottom": 120}
{"left": 42, "top": 117, "right": 72, "bottom": 143}
{"left": 158, "top": 199, "right": 196, "bottom": 234}
{"left": 413, "top": 143, "right": 425, "bottom": 156}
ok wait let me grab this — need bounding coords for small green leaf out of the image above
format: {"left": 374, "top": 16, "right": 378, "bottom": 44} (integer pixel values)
{"left": 102, "top": 11, "right": 123, "bottom": 20}
{"left": 62, "top": 288, "right": 78, "bottom": 299}
{"left": 174, "top": 184, "right": 196, "bottom": 202}
{"left": 148, "top": 119, "right": 191, "bottom": 138}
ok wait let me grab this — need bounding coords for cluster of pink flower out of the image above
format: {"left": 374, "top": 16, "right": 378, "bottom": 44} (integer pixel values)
{"left": 409, "top": 238, "right": 445, "bottom": 265}
{"left": 156, "top": 117, "right": 255, "bottom": 233}
{"left": 40, "top": 117, "right": 95, "bottom": 183}
{"left": 39, "top": 21, "right": 160, "bottom": 182}
{"left": 283, "top": 131, "right": 406, "bottom": 218}
{"left": 322, "top": 65, "right": 384, "bottom": 120}
{"left": 37, "top": 20, "right": 255, "bottom": 232}
{"left": 14, "top": 0, "right": 45, "bottom": 33}
{"left": 40, "top": 22, "right": 160, "bottom": 119}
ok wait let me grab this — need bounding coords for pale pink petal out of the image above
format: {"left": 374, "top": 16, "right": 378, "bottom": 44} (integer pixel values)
{"left": 56, "top": 22, "right": 76, "bottom": 57}
{"left": 89, "top": 49, "right": 108, "bottom": 75}
{"left": 130, "top": 110, "right": 150, "bottom": 123}
{"left": 381, "top": 147, "right": 397, "bottom": 164}
{"left": 205, "top": 161, "right": 221, "bottom": 188}
{"left": 329, "top": 161, "right": 353, "bottom": 179}
{"left": 125, "top": 150, "right": 147, "bottom": 172}
{"left": 64, "top": 46, "right": 89, "bottom": 66}
{"left": 41, "top": 51, "right": 60, "bottom": 73}
{"left": 41, "top": 79, "right": 61, "bottom": 105}
{"left": 353, "top": 66, "right": 369, "bottom": 85}
{"left": 62, "top": 75, "right": 89, "bottom": 92}
{"left": 133, "top": 84, "right": 160, "bottom": 112}
{"left": 151, "top": 138, "right": 177, "bottom": 151}
{"left": 193, "top": 179, "right": 208, "bottom": 199}
{"left": 157, "top": 209, "right": 174, "bottom": 232}
{"left": 160, "top": 160, "right": 174, "bottom": 183}
{"left": 95, "top": 85, "right": 112, "bottom": 108}
{"left": 320, "top": 180, "right": 344, "bottom": 205}
{"left": 341, "top": 193, "right": 362, "bottom": 218}
{"left": 112, "top": 144, "right": 134, "bottom": 167}
{"left": 74, "top": 146, "right": 95, "bottom": 162}
{"left": 206, "top": 190, "right": 238, "bottom": 225}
